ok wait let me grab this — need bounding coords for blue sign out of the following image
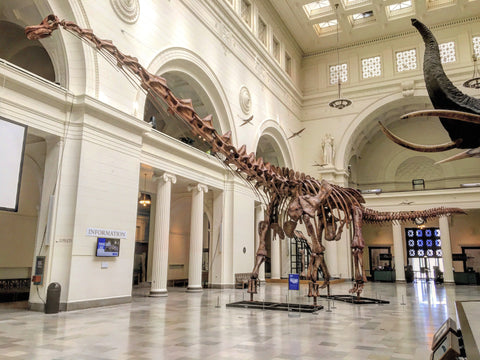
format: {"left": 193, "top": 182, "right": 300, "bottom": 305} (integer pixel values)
{"left": 288, "top": 273, "right": 300, "bottom": 291}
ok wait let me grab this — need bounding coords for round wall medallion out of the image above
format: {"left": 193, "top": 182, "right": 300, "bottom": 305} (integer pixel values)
{"left": 110, "top": 0, "right": 140, "bottom": 24}
{"left": 239, "top": 86, "right": 251, "bottom": 115}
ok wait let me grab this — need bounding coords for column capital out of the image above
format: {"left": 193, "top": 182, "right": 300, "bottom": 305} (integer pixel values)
{"left": 188, "top": 183, "right": 208, "bottom": 193}
{"left": 153, "top": 172, "right": 177, "bottom": 184}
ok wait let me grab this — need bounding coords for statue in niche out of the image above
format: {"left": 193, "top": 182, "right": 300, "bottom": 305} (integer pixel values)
{"left": 322, "top": 134, "right": 335, "bottom": 165}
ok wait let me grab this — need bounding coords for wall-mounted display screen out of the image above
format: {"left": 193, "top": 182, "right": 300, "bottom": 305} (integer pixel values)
{"left": 96, "top": 238, "right": 120, "bottom": 257}
{"left": 405, "top": 227, "right": 442, "bottom": 258}
{"left": 0, "top": 117, "right": 27, "bottom": 212}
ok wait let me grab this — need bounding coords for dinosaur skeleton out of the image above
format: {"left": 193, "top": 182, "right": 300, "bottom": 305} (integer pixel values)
{"left": 25, "top": 15, "right": 465, "bottom": 302}
{"left": 380, "top": 19, "right": 480, "bottom": 163}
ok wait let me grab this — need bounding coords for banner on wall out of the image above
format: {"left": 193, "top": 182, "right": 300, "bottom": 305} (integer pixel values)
{"left": 0, "top": 117, "right": 27, "bottom": 212}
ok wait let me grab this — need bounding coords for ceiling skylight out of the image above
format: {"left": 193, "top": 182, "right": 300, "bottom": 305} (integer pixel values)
{"left": 426, "top": 0, "right": 456, "bottom": 9}
{"left": 303, "top": 0, "right": 332, "bottom": 18}
{"left": 350, "top": 10, "right": 375, "bottom": 25}
{"left": 313, "top": 19, "right": 338, "bottom": 36}
{"left": 386, "top": 0, "right": 414, "bottom": 18}
{"left": 388, "top": 0, "right": 412, "bottom": 11}
{"left": 342, "top": 0, "right": 372, "bottom": 7}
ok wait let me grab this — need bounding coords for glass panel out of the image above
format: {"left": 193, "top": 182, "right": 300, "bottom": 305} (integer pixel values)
{"left": 303, "top": 0, "right": 332, "bottom": 18}
{"left": 258, "top": 17, "right": 267, "bottom": 46}
{"left": 272, "top": 36, "right": 280, "bottom": 62}
{"left": 241, "top": 0, "right": 252, "bottom": 27}
{"left": 439, "top": 41, "right": 456, "bottom": 64}
{"left": 329, "top": 63, "right": 348, "bottom": 84}
{"left": 473, "top": 36, "right": 480, "bottom": 58}
{"left": 285, "top": 52, "right": 292, "bottom": 75}
{"left": 313, "top": 19, "right": 338, "bottom": 36}
{"left": 362, "top": 56, "right": 381, "bottom": 78}
{"left": 396, "top": 49, "right": 417, "bottom": 72}
{"left": 388, "top": 0, "right": 412, "bottom": 12}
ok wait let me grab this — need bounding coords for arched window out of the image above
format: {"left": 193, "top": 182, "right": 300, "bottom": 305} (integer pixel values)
{"left": 0, "top": 20, "right": 55, "bottom": 82}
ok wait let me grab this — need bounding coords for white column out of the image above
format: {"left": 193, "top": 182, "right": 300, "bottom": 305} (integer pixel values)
{"left": 271, "top": 236, "right": 281, "bottom": 279}
{"left": 255, "top": 204, "right": 265, "bottom": 282}
{"left": 392, "top": 222, "right": 405, "bottom": 282}
{"left": 325, "top": 239, "right": 338, "bottom": 278}
{"left": 336, "top": 230, "right": 352, "bottom": 279}
{"left": 187, "top": 184, "right": 208, "bottom": 292}
{"left": 149, "top": 173, "right": 176, "bottom": 297}
{"left": 439, "top": 216, "right": 454, "bottom": 283}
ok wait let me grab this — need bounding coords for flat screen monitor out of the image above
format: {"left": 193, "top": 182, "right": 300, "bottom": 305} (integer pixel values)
{"left": 96, "top": 238, "right": 120, "bottom": 257}
{"left": 0, "top": 117, "right": 27, "bottom": 212}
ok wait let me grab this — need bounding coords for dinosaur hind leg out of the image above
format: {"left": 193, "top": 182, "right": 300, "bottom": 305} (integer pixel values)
{"left": 248, "top": 220, "right": 269, "bottom": 297}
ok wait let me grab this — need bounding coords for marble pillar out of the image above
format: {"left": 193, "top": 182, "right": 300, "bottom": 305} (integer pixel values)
{"left": 149, "top": 173, "right": 176, "bottom": 297}
{"left": 439, "top": 216, "right": 454, "bottom": 283}
{"left": 187, "top": 184, "right": 208, "bottom": 292}
{"left": 271, "top": 235, "right": 281, "bottom": 279}
{"left": 392, "top": 222, "right": 406, "bottom": 282}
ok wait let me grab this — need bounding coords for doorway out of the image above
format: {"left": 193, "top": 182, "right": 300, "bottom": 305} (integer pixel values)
{"left": 368, "top": 246, "right": 392, "bottom": 277}
{"left": 405, "top": 227, "right": 444, "bottom": 281}
{"left": 133, "top": 200, "right": 150, "bottom": 285}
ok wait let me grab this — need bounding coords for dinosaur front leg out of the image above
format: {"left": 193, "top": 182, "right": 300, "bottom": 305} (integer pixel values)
{"left": 349, "top": 206, "right": 367, "bottom": 296}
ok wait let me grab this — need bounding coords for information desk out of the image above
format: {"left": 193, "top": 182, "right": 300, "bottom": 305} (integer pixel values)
{"left": 453, "top": 272, "right": 479, "bottom": 285}
{"left": 373, "top": 270, "right": 396, "bottom": 282}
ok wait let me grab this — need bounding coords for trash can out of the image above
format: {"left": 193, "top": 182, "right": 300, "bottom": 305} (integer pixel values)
{"left": 45, "top": 282, "right": 61, "bottom": 314}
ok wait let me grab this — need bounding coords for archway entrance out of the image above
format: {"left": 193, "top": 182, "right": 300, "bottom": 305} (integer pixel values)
{"left": 143, "top": 71, "right": 222, "bottom": 152}
{"left": 255, "top": 133, "right": 289, "bottom": 279}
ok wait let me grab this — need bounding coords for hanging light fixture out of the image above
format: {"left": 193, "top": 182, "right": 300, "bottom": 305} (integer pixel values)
{"left": 138, "top": 173, "right": 151, "bottom": 207}
{"left": 463, "top": 54, "right": 480, "bottom": 89}
{"left": 329, "top": 4, "right": 352, "bottom": 110}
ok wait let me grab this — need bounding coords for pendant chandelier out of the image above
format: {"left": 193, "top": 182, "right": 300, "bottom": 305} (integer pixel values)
{"left": 138, "top": 173, "right": 151, "bottom": 207}
{"left": 463, "top": 54, "right": 480, "bottom": 89}
{"left": 329, "top": 4, "right": 352, "bottom": 109}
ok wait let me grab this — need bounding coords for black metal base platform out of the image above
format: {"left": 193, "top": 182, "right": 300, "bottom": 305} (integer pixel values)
{"left": 226, "top": 300, "right": 323, "bottom": 313}
{"left": 319, "top": 294, "right": 389, "bottom": 304}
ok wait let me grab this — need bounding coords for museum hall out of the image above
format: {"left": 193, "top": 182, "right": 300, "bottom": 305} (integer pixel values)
{"left": 0, "top": 0, "right": 479, "bottom": 359}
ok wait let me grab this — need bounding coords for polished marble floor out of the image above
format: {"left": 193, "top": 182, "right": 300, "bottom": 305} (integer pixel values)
{"left": 0, "top": 281, "right": 479, "bottom": 360}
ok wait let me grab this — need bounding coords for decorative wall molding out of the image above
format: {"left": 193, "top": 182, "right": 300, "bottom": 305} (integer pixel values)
{"left": 239, "top": 86, "right": 251, "bottom": 115}
{"left": 402, "top": 80, "right": 415, "bottom": 97}
{"left": 110, "top": 0, "right": 140, "bottom": 24}
{"left": 215, "top": 21, "right": 236, "bottom": 56}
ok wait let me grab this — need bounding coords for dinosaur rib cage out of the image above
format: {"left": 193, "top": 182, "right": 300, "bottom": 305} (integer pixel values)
{"left": 362, "top": 207, "right": 466, "bottom": 224}
{"left": 25, "top": 16, "right": 368, "bottom": 229}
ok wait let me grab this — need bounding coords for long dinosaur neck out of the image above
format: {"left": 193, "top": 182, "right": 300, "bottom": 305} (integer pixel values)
{"left": 25, "top": 15, "right": 366, "bottom": 215}
{"left": 26, "top": 15, "right": 281, "bottom": 186}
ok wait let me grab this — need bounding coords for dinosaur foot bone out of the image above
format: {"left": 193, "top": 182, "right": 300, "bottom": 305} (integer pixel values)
{"left": 348, "top": 280, "right": 364, "bottom": 296}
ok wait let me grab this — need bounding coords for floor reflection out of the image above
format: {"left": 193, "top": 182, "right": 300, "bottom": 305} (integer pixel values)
{"left": 0, "top": 281, "right": 478, "bottom": 359}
